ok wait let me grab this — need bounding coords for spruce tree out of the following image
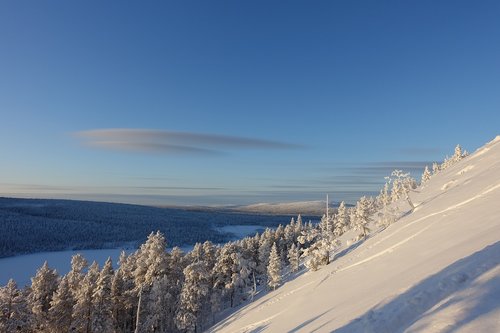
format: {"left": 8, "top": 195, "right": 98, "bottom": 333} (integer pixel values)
{"left": 71, "top": 261, "right": 99, "bottom": 333}
{"left": 91, "top": 258, "right": 114, "bottom": 333}
{"left": 287, "top": 243, "right": 300, "bottom": 273}
{"left": 175, "top": 261, "right": 210, "bottom": 333}
{"left": 29, "top": 261, "right": 58, "bottom": 331}
{"left": 421, "top": 165, "right": 432, "bottom": 184}
{"left": 267, "top": 243, "right": 281, "bottom": 290}
{"left": 48, "top": 276, "right": 73, "bottom": 333}
{"left": 0, "top": 279, "right": 32, "bottom": 332}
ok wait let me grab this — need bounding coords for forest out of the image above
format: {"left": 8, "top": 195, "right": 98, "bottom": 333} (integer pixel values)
{"left": 0, "top": 199, "right": 309, "bottom": 258}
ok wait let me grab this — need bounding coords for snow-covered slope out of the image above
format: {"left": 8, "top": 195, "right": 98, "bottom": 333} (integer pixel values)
{"left": 208, "top": 136, "right": 500, "bottom": 333}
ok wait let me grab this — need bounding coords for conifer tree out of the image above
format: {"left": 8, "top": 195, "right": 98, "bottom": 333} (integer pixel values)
{"left": 175, "top": 261, "right": 210, "bottom": 333}
{"left": 48, "top": 276, "right": 73, "bottom": 333}
{"left": 67, "top": 254, "right": 88, "bottom": 298}
{"left": 334, "top": 201, "right": 349, "bottom": 236}
{"left": 213, "top": 243, "right": 241, "bottom": 308}
{"left": 453, "top": 144, "right": 463, "bottom": 162}
{"left": 432, "top": 162, "right": 440, "bottom": 175}
{"left": 0, "top": 279, "right": 32, "bottom": 332}
{"left": 91, "top": 258, "right": 114, "bottom": 333}
{"left": 421, "top": 165, "right": 432, "bottom": 184}
{"left": 267, "top": 243, "right": 281, "bottom": 290}
{"left": 354, "top": 196, "right": 372, "bottom": 240}
{"left": 29, "top": 261, "right": 58, "bottom": 331}
{"left": 71, "top": 261, "right": 99, "bottom": 333}
{"left": 287, "top": 243, "right": 300, "bottom": 273}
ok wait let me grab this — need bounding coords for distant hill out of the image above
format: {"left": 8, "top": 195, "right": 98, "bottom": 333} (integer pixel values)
{"left": 233, "top": 200, "right": 343, "bottom": 215}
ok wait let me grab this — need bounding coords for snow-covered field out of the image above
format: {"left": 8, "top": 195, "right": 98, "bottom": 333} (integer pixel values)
{"left": 208, "top": 136, "right": 500, "bottom": 332}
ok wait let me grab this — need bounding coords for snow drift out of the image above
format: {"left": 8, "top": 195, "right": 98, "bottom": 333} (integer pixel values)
{"left": 208, "top": 136, "right": 500, "bottom": 333}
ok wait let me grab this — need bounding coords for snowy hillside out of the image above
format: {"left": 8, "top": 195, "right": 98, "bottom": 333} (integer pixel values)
{"left": 208, "top": 136, "right": 500, "bottom": 333}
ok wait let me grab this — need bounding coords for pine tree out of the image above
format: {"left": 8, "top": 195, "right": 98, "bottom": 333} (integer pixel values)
{"left": 267, "top": 243, "right": 281, "bottom": 290}
{"left": 0, "top": 279, "right": 32, "bottom": 332}
{"left": 28, "top": 261, "right": 59, "bottom": 331}
{"left": 287, "top": 243, "right": 300, "bottom": 273}
{"left": 48, "top": 276, "right": 73, "bottom": 333}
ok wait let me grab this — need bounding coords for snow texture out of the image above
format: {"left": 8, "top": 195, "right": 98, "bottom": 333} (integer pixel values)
{"left": 208, "top": 136, "right": 500, "bottom": 333}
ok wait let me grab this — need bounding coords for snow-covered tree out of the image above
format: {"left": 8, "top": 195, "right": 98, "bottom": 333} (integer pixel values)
{"left": 353, "top": 196, "right": 372, "bottom": 240}
{"left": 334, "top": 201, "right": 349, "bottom": 236}
{"left": 110, "top": 268, "right": 128, "bottom": 333}
{"left": 91, "top": 258, "right": 114, "bottom": 333}
{"left": 0, "top": 279, "right": 32, "bottom": 332}
{"left": 175, "top": 261, "right": 210, "bottom": 333}
{"left": 421, "top": 165, "right": 432, "bottom": 184}
{"left": 257, "top": 230, "right": 273, "bottom": 277}
{"left": 48, "top": 276, "right": 73, "bottom": 333}
{"left": 294, "top": 214, "right": 303, "bottom": 238}
{"left": 143, "top": 275, "right": 172, "bottom": 333}
{"left": 134, "top": 231, "right": 169, "bottom": 288}
{"left": 452, "top": 144, "right": 464, "bottom": 163}
{"left": 28, "top": 261, "right": 58, "bottom": 331}
{"left": 432, "top": 162, "right": 440, "bottom": 175}
{"left": 287, "top": 243, "right": 300, "bottom": 273}
{"left": 212, "top": 243, "right": 241, "bottom": 308}
{"left": 114, "top": 251, "right": 137, "bottom": 333}
{"left": 71, "top": 261, "right": 99, "bottom": 333}
{"left": 390, "top": 170, "right": 417, "bottom": 209}
{"left": 67, "top": 254, "right": 88, "bottom": 298}
{"left": 267, "top": 243, "right": 281, "bottom": 290}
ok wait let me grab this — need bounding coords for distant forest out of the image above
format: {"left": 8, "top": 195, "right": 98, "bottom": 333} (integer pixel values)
{"left": 0, "top": 197, "right": 317, "bottom": 258}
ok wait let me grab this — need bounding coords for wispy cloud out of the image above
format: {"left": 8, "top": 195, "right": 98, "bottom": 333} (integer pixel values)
{"left": 74, "top": 129, "right": 302, "bottom": 154}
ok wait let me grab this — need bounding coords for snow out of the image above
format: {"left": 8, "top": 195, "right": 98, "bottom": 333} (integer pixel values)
{"left": 208, "top": 136, "right": 500, "bottom": 333}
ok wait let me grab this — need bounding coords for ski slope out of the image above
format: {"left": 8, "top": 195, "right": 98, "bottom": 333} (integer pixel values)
{"left": 208, "top": 136, "right": 500, "bottom": 333}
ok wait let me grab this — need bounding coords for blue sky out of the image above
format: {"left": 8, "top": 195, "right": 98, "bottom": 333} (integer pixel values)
{"left": 0, "top": 1, "right": 499, "bottom": 206}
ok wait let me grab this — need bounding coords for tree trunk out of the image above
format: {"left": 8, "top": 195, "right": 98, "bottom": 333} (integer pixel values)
{"left": 134, "top": 286, "right": 143, "bottom": 333}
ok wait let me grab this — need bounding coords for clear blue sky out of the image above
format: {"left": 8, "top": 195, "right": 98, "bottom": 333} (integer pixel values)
{"left": 1, "top": 1, "right": 499, "bottom": 205}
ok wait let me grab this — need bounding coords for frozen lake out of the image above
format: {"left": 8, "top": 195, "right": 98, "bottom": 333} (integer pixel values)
{"left": 0, "top": 245, "right": 193, "bottom": 287}
{"left": 217, "top": 224, "right": 267, "bottom": 239}
{"left": 0, "top": 224, "right": 268, "bottom": 287}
